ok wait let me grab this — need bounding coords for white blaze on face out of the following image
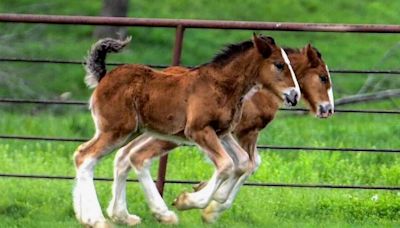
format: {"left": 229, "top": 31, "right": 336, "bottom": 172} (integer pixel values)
{"left": 280, "top": 48, "right": 301, "bottom": 100}
{"left": 325, "top": 65, "right": 335, "bottom": 112}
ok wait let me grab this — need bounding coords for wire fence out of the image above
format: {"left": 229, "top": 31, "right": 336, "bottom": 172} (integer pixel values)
{"left": 2, "top": 57, "right": 400, "bottom": 75}
{"left": 1, "top": 134, "right": 400, "bottom": 153}
{"left": 1, "top": 173, "right": 399, "bottom": 191}
{"left": 1, "top": 98, "right": 400, "bottom": 114}
{"left": 0, "top": 14, "right": 399, "bottom": 193}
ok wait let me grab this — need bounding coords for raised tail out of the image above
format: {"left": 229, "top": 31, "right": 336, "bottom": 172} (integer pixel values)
{"left": 84, "top": 36, "right": 131, "bottom": 88}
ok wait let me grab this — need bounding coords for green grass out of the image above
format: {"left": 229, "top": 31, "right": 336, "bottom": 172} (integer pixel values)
{"left": 0, "top": 0, "right": 400, "bottom": 227}
{"left": 0, "top": 107, "right": 399, "bottom": 227}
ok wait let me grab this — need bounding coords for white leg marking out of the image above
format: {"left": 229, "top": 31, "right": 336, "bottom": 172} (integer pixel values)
{"left": 107, "top": 148, "right": 141, "bottom": 225}
{"left": 134, "top": 159, "right": 178, "bottom": 223}
{"left": 203, "top": 171, "right": 250, "bottom": 223}
{"left": 108, "top": 133, "right": 177, "bottom": 224}
{"left": 73, "top": 158, "right": 106, "bottom": 226}
{"left": 212, "top": 134, "right": 249, "bottom": 203}
{"left": 203, "top": 149, "right": 260, "bottom": 223}
{"left": 107, "top": 135, "right": 157, "bottom": 225}
{"left": 177, "top": 170, "right": 225, "bottom": 209}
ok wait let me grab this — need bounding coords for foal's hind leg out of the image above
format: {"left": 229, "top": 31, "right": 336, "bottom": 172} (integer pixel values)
{"left": 73, "top": 131, "right": 131, "bottom": 227}
{"left": 106, "top": 136, "right": 144, "bottom": 226}
{"left": 107, "top": 133, "right": 174, "bottom": 225}
{"left": 108, "top": 134, "right": 179, "bottom": 224}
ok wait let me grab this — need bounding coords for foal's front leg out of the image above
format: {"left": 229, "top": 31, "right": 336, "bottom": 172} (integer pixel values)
{"left": 202, "top": 131, "right": 260, "bottom": 223}
{"left": 173, "top": 126, "right": 235, "bottom": 210}
{"left": 211, "top": 133, "right": 250, "bottom": 203}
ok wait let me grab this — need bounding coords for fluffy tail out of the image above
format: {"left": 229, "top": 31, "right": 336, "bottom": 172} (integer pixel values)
{"left": 84, "top": 36, "right": 132, "bottom": 88}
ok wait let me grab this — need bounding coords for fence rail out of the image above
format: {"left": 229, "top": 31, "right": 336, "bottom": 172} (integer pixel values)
{"left": 1, "top": 98, "right": 400, "bottom": 114}
{"left": 0, "top": 14, "right": 399, "bottom": 194}
{"left": 2, "top": 57, "right": 400, "bottom": 75}
{"left": 2, "top": 14, "right": 400, "bottom": 33}
{"left": 1, "top": 134, "right": 399, "bottom": 153}
{"left": 1, "top": 173, "right": 399, "bottom": 191}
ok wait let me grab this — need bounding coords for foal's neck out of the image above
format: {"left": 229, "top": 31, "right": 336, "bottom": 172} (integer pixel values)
{"left": 206, "top": 49, "right": 262, "bottom": 102}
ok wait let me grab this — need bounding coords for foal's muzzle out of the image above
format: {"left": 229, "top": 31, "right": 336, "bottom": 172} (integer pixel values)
{"left": 317, "top": 103, "right": 334, "bottom": 118}
{"left": 283, "top": 88, "right": 300, "bottom": 107}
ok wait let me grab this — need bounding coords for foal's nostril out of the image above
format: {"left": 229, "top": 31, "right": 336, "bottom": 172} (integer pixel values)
{"left": 319, "top": 104, "right": 333, "bottom": 116}
{"left": 284, "top": 93, "right": 297, "bottom": 106}
{"left": 319, "top": 105, "right": 326, "bottom": 114}
{"left": 291, "top": 98, "right": 297, "bottom": 106}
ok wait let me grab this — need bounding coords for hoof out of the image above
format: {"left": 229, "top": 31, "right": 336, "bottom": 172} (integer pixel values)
{"left": 201, "top": 211, "right": 219, "bottom": 224}
{"left": 192, "top": 181, "right": 207, "bottom": 192}
{"left": 125, "top": 214, "right": 141, "bottom": 226}
{"left": 109, "top": 214, "right": 141, "bottom": 226}
{"left": 93, "top": 220, "right": 114, "bottom": 228}
{"left": 155, "top": 210, "right": 179, "bottom": 224}
{"left": 172, "top": 192, "right": 192, "bottom": 210}
{"left": 201, "top": 201, "right": 222, "bottom": 224}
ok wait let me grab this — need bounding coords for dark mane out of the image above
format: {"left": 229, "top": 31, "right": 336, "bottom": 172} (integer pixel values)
{"left": 284, "top": 46, "right": 322, "bottom": 59}
{"left": 283, "top": 47, "right": 300, "bottom": 55}
{"left": 211, "top": 40, "right": 254, "bottom": 65}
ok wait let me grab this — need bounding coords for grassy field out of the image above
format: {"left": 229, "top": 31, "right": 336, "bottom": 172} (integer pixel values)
{"left": 0, "top": 0, "right": 400, "bottom": 227}
{"left": 0, "top": 109, "right": 399, "bottom": 227}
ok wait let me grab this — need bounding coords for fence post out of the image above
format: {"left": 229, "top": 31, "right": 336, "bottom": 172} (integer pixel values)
{"left": 156, "top": 24, "right": 185, "bottom": 196}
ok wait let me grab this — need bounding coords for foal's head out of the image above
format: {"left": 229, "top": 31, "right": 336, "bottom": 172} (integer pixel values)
{"left": 291, "top": 44, "right": 334, "bottom": 118}
{"left": 252, "top": 34, "right": 301, "bottom": 107}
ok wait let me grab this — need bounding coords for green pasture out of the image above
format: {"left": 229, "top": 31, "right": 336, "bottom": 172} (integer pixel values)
{"left": 0, "top": 0, "right": 399, "bottom": 227}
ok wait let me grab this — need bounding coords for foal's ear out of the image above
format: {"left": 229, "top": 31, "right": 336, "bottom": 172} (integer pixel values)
{"left": 304, "top": 43, "right": 320, "bottom": 67}
{"left": 252, "top": 33, "right": 275, "bottom": 58}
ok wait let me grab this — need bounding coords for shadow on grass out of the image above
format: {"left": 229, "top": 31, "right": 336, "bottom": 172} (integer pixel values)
{"left": 0, "top": 204, "right": 29, "bottom": 219}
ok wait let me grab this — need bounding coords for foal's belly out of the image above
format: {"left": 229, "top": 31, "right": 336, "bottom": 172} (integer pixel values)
{"left": 138, "top": 93, "right": 187, "bottom": 135}
{"left": 140, "top": 112, "right": 186, "bottom": 135}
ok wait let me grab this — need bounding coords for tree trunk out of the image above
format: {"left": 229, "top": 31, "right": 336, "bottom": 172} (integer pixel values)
{"left": 93, "top": 0, "right": 129, "bottom": 39}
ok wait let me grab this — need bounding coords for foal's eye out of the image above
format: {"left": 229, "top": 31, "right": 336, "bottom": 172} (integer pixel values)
{"left": 274, "top": 63, "right": 285, "bottom": 71}
{"left": 320, "top": 75, "right": 328, "bottom": 83}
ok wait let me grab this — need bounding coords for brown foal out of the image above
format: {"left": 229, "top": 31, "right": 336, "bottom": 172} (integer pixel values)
{"left": 73, "top": 34, "right": 300, "bottom": 227}
{"left": 108, "top": 44, "right": 334, "bottom": 225}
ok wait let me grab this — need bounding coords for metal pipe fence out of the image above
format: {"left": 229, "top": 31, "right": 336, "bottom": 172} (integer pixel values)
{"left": 0, "top": 14, "right": 399, "bottom": 194}
{"left": 1, "top": 173, "right": 399, "bottom": 191}
{"left": 1, "top": 134, "right": 399, "bottom": 153}
{"left": 2, "top": 14, "right": 400, "bottom": 33}
{"left": 2, "top": 57, "right": 400, "bottom": 75}
{"left": 1, "top": 98, "right": 400, "bottom": 114}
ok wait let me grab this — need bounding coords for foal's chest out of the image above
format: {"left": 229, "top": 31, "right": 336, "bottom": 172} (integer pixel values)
{"left": 215, "top": 101, "right": 244, "bottom": 135}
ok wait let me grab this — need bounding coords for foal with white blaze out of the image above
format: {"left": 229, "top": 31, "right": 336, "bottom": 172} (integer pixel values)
{"left": 109, "top": 44, "right": 334, "bottom": 224}
{"left": 202, "top": 45, "right": 334, "bottom": 222}
{"left": 73, "top": 34, "right": 300, "bottom": 227}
